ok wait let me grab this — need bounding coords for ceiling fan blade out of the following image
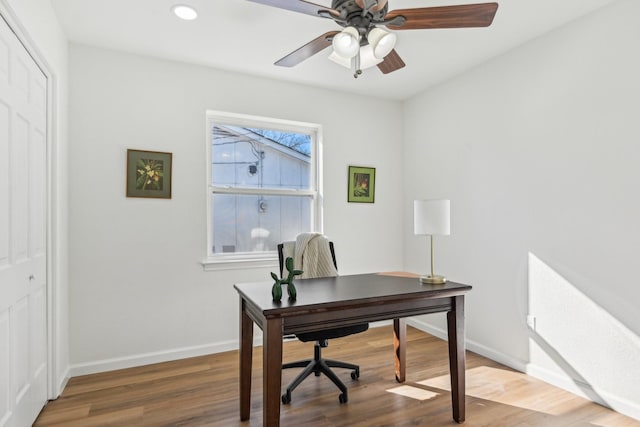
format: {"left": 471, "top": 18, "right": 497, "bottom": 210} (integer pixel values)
{"left": 377, "top": 49, "right": 405, "bottom": 74}
{"left": 385, "top": 2, "right": 498, "bottom": 30}
{"left": 275, "top": 31, "right": 339, "bottom": 67}
{"left": 247, "top": 0, "right": 340, "bottom": 18}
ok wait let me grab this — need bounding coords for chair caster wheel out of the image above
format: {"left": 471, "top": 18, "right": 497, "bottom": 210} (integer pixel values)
{"left": 282, "top": 392, "right": 291, "bottom": 404}
{"left": 339, "top": 393, "right": 348, "bottom": 404}
{"left": 350, "top": 369, "right": 359, "bottom": 380}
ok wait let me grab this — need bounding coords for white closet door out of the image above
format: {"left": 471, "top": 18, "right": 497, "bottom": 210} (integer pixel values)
{"left": 0, "top": 14, "right": 48, "bottom": 427}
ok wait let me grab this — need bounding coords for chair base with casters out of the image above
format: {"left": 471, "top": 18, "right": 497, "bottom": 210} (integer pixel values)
{"left": 281, "top": 334, "right": 365, "bottom": 404}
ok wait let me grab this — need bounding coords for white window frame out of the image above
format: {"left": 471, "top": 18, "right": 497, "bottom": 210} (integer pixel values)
{"left": 202, "top": 110, "right": 323, "bottom": 271}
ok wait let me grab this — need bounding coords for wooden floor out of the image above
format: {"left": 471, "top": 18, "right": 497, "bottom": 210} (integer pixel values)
{"left": 35, "top": 326, "right": 638, "bottom": 427}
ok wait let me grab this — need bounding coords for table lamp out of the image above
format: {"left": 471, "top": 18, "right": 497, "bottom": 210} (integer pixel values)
{"left": 414, "top": 199, "right": 450, "bottom": 284}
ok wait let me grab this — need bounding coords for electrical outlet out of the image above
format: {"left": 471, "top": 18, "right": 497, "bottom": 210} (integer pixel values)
{"left": 526, "top": 315, "right": 536, "bottom": 331}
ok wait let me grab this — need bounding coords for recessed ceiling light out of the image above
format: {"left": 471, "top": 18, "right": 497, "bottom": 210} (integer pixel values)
{"left": 171, "top": 5, "right": 198, "bottom": 21}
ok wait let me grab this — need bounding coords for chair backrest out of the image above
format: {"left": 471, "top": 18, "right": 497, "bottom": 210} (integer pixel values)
{"left": 277, "top": 241, "right": 337, "bottom": 277}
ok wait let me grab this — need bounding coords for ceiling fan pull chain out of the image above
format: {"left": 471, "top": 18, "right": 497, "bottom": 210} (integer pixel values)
{"left": 353, "top": 52, "right": 363, "bottom": 79}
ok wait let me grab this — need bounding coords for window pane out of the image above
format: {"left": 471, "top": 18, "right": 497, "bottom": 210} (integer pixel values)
{"left": 206, "top": 113, "right": 320, "bottom": 261}
{"left": 211, "top": 125, "right": 311, "bottom": 190}
{"left": 245, "top": 128, "right": 311, "bottom": 155}
{"left": 211, "top": 194, "right": 312, "bottom": 254}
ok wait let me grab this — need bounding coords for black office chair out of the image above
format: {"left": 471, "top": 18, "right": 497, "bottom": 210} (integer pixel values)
{"left": 277, "top": 241, "right": 369, "bottom": 404}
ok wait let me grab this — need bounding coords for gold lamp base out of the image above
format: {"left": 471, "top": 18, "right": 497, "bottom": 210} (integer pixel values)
{"left": 420, "top": 275, "right": 447, "bottom": 285}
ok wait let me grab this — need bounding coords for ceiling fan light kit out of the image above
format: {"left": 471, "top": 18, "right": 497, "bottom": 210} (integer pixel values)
{"left": 356, "top": 44, "right": 384, "bottom": 69}
{"left": 367, "top": 27, "right": 396, "bottom": 59}
{"left": 332, "top": 26, "right": 361, "bottom": 58}
{"left": 330, "top": 26, "right": 392, "bottom": 77}
{"left": 327, "top": 50, "right": 351, "bottom": 68}
{"left": 328, "top": 44, "right": 382, "bottom": 74}
{"left": 247, "top": 0, "right": 499, "bottom": 78}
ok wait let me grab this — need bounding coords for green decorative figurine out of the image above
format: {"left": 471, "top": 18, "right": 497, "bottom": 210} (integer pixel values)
{"left": 271, "top": 257, "right": 303, "bottom": 302}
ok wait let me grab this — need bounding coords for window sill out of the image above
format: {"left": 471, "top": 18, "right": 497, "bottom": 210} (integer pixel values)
{"left": 201, "top": 253, "right": 278, "bottom": 271}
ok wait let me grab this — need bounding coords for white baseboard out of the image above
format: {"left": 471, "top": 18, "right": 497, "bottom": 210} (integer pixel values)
{"left": 69, "top": 321, "right": 394, "bottom": 378}
{"left": 524, "top": 363, "right": 640, "bottom": 421}
{"left": 68, "top": 320, "right": 396, "bottom": 378}
{"left": 406, "top": 318, "right": 527, "bottom": 371}
{"left": 68, "top": 339, "right": 245, "bottom": 377}
{"left": 406, "top": 318, "right": 640, "bottom": 422}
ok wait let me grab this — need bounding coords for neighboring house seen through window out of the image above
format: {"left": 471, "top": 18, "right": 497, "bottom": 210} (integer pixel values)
{"left": 205, "top": 111, "right": 322, "bottom": 268}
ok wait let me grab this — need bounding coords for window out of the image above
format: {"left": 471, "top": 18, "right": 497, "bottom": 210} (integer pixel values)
{"left": 204, "top": 111, "right": 322, "bottom": 269}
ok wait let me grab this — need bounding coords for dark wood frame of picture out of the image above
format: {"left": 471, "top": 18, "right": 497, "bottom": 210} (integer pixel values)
{"left": 126, "top": 149, "right": 173, "bottom": 199}
{"left": 347, "top": 165, "right": 376, "bottom": 203}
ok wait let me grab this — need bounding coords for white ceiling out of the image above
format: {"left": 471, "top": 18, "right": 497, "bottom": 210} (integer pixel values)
{"left": 50, "top": 0, "right": 618, "bottom": 100}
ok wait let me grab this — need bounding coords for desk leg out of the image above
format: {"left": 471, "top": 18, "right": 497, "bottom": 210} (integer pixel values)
{"left": 263, "top": 317, "right": 283, "bottom": 427}
{"left": 393, "top": 318, "right": 406, "bottom": 382}
{"left": 239, "top": 299, "right": 254, "bottom": 421}
{"left": 447, "top": 295, "right": 466, "bottom": 423}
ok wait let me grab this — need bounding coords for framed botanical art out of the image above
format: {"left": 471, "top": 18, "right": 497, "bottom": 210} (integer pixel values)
{"left": 126, "top": 149, "right": 172, "bottom": 199}
{"left": 347, "top": 165, "right": 375, "bottom": 203}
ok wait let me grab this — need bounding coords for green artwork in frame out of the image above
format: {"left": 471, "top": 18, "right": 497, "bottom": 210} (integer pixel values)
{"left": 126, "top": 149, "right": 172, "bottom": 199}
{"left": 348, "top": 165, "right": 375, "bottom": 203}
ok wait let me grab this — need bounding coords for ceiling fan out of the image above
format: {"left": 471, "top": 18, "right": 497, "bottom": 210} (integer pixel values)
{"left": 247, "top": 0, "right": 499, "bottom": 78}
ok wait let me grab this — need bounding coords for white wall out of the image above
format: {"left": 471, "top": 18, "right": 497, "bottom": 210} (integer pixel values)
{"left": 67, "top": 44, "right": 404, "bottom": 373}
{"left": 403, "top": 0, "right": 640, "bottom": 419}
{"left": 2, "top": 0, "right": 69, "bottom": 396}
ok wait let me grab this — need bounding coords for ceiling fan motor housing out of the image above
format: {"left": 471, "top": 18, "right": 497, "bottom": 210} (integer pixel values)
{"left": 331, "top": 0, "right": 388, "bottom": 34}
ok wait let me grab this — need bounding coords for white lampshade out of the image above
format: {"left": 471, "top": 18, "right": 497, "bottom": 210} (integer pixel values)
{"left": 367, "top": 27, "right": 396, "bottom": 59}
{"left": 332, "top": 26, "right": 360, "bottom": 58}
{"left": 328, "top": 50, "right": 351, "bottom": 68}
{"left": 358, "top": 44, "right": 383, "bottom": 69}
{"left": 414, "top": 200, "right": 450, "bottom": 236}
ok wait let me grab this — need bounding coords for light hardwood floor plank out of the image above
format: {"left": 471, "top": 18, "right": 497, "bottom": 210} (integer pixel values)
{"left": 35, "top": 326, "right": 638, "bottom": 426}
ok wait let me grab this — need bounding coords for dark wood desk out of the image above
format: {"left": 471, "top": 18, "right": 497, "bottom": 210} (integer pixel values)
{"left": 234, "top": 273, "right": 472, "bottom": 427}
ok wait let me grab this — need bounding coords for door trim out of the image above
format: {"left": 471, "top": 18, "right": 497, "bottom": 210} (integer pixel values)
{"left": 0, "top": 0, "right": 64, "bottom": 399}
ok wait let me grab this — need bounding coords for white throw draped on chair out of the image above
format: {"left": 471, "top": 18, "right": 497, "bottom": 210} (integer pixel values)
{"left": 282, "top": 233, "right": 338, "bottom": 279}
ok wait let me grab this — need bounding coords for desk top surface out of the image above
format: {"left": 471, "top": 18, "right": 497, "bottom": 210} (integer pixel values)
{"left": 235, "top": 273, "right": 471, "bottom": 315}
